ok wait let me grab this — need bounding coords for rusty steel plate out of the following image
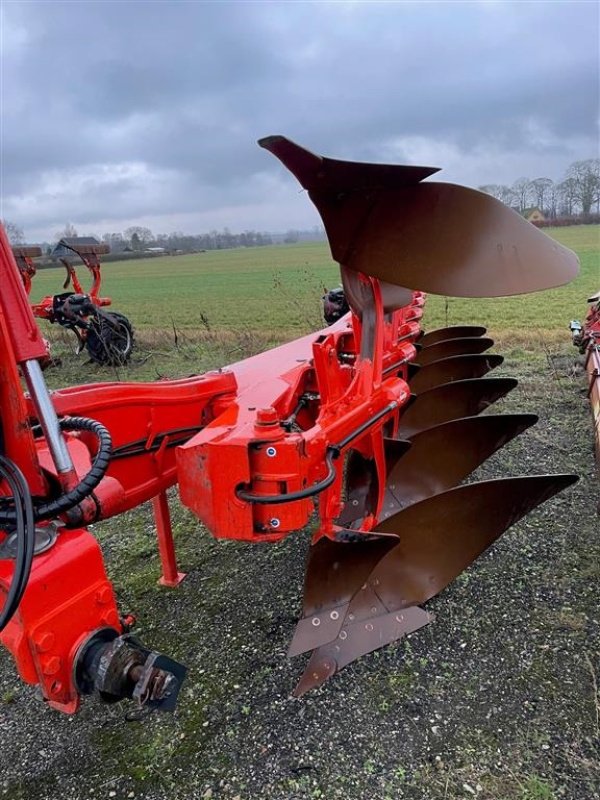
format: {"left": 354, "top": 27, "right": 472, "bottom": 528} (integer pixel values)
{"left": 288, "top": 535, "right": 398, "bottom": 657}
{"left": 260, "top": 136, "right": 579, "bottom": 298}
{"left": 381, "top": 413, "right": 537, "bottom": 518}
{"left": 414, "top": 337, "right": 494, "bottom": 366}
{"left": 292, "top": 474, "right": 577, "bottom": 694}
{"left": 419, "top": 325, "right": 487, "bottom": 347}
{"left": 397, "top": 377, "right": 518, "bottom": 438}
{"left": 409, "top": 354, "right": 504, "bottom": 394}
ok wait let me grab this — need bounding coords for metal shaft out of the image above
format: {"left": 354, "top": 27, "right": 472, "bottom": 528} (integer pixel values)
{"left": 23, "top": 359, "right": 74, "bottom": 474}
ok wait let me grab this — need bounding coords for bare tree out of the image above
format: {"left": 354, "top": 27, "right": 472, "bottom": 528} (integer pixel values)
{"left": 511, "top": 178, "right": 533, "bottom": 213}
{"left": 565, "top": 159, "right": 600, "bottom": 215}
{"left": 530, "top": 178, "right": 554, "bottom": 214}
{"left": 557, "top": 178, "right": 577, "bottom": 217}
{"left": 498, "top": 185, "right": 518, "bottom": 208}
{"left": 477, "top": 184, "right": 517, "bottom": 208}
{"left": 102, "top": 232, "right": 126, "bottom": 252}
{"left": 478, "top": 184, "right": 505, "bottom": 201}
{"left": 2, "top": 220, "right": 25, "bottom": 244}
{"left": 547, "top": 181, "right": 559, "bottom": 219}
{"left": 54, "top": 222, "right": 78, "bottom": 241}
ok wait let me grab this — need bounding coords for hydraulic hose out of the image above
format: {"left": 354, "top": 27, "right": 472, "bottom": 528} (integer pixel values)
{"left": 236, "top": 401, "right": 399, "bottom": 505}
{"left": 0, "top": 416, "right": 112, "bottom": 525}
{"left": 0, "top": 455, "right": 35, "bottom": 631}
{"left": 236, "top": 449, "right": 338, "bottom": 505}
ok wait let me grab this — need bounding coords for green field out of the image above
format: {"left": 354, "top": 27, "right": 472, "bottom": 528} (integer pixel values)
{"left": 32, "top": 243, "right": 338, "bottom": 337}
{"left": 31, "top": 225, "right": 599, "bottom": 342}
{"left": 29, "top": 224, "right": 600, "bottom": 387}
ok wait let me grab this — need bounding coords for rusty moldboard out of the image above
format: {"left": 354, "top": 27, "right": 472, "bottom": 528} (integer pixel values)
{"left": 397, "top": 377, "right": 518, "bottom": 438}
{"left": 293, "top": 474, "right": 578, "bottom": 695}
{"left": 419, "top": 325, "right": 487, "bottom": 347}
{"left": 409, "top": 354, "right": 504, "bottom": 394}
{"left": 259, "top": 136, "right": 579, "bottom": 298}
{"left": 381, "top": 413, "right": 538, "bottom": 518}
{"left": 413, "top": 336, "right": 494, "bottom": 366}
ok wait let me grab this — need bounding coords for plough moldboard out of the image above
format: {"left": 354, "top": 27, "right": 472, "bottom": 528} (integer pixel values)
{"left": 0, "top": 137, "right": 579, "bottom": 713}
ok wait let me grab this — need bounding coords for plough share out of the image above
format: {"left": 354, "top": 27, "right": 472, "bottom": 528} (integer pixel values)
{"left": 0, "top": 137, "right": 579, "bottom": 713}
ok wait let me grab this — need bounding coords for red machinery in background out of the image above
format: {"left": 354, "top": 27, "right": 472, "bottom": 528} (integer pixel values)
{"left": 0, "top": 137, "right": 579, "bottom": 714}
{"left": 571, "top": 291, "right": 600, "bottom": 465}
{"left": 12, "top": 238, "right": 134, "bottom": 366}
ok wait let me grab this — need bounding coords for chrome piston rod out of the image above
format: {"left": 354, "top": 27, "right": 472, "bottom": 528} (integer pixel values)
{"left": 22, "top": 359, "right": 74, "bottom": 475}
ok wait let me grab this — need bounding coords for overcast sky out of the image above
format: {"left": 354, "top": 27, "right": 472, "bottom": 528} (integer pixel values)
{"left": 1, "top": 0, "right": 598, "bottom": 241}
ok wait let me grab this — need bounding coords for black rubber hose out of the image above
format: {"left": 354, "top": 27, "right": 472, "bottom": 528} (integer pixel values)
{"left": 0, "top": 455, "right": 35, "bottom": 631}
{"left": 235, "top": 402, "right": 399, "bottom": 506}
{"left": 236, "top": 449, "right": 338, "bottom": 505}
{"left": 0, "top": 416, "right": 112, "bottom": 525}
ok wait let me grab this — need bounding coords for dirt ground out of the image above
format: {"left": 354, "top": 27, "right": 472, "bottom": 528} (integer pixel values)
{"left": 0, "top": 346, "right": 598, "bottom": 800}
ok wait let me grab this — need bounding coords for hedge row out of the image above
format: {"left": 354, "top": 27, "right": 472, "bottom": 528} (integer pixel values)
{"left": 532, "top": 214, "right": 600, "bottom": 228}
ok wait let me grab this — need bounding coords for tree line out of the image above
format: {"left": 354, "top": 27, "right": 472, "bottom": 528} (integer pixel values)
{"left": 100, "top": 226, "right": 277, "bottom": 252}
{"left": 3, "top": 223, "right": 278, "bottom": 252}
{"left": 3, "top": 221, "right": 326, "bottom": 252}
{"left": 478, "top": 158, "right": 600, "bottom": 218}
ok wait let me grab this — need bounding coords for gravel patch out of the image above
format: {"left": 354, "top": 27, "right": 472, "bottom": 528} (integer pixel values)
{"left": 0, "top": 350, "right": 598, "bottom": 800}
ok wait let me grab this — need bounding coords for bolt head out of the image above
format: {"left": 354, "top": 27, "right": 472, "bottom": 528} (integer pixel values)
{"left": 34, "top": 632, "right": 55, "bottom": 653}
{"left": 256, "top": 407, "right": 278, "bottom": 426}
{"left": 41, "top": 655, "right": 62, "bottom": 676}
{"left": 95, "top": 586, "right": 112, "bottom": 605}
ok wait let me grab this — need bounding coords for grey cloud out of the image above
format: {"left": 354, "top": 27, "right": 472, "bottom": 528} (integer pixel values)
{"left": 2, "top": 1, "right": 598, "bottom": 239}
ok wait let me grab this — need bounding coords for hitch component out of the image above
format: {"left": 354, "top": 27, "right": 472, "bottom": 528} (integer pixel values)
{"left": 75, "top": 629, "right": 187, "bottom": 711}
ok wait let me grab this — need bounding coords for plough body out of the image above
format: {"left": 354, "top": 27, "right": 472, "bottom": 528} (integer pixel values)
{"left": 0, "top": 137, "right": 579, "bottom": 713}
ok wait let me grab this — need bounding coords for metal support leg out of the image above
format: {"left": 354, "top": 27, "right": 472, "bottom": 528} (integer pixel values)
{"left": 152, "top": 491, "right": 186, "bottom": 587}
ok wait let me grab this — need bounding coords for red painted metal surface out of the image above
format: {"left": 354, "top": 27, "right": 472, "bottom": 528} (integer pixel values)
{"left": 0, "top": 526, "right": 119, "bottom": 713}
{"left": 11, "top": 247, "right": 41, "bottom": 295}
{"left": 39, "top": 371, "right": 237, "bottom": 515}
{"left": 587, "top": 344, "right": 600, "bottom": 462}
{"left": 178, "top": 290, "right": 416, "bottom": 542}
{"left": 152, "top": 491, "right": 186, "bottom": 587}
{"left": 0, "top": 241, "right": 420, "bottom": 708}
{"left": 0, "top": 228, "right": 48, "bottom": 364}
{"left": 574, "top": 292, "right": 600, "bottom": 462}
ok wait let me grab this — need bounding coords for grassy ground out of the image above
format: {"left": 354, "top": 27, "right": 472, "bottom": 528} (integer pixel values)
{"left": 29, "top": 225, "right": 599, "bottom": 357}
{"left": 1, "top": 226, "right": 599, "bottom": 799}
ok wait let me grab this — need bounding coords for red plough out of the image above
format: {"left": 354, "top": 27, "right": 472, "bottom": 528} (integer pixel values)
{"left": 0, "top": 137, "right": 579, "bottom": 713}
{"left": 12, "top": 238, "right": 134, "bottom": 366}
{"left": 571, "top": 291, "right": 600, "bottom": 469}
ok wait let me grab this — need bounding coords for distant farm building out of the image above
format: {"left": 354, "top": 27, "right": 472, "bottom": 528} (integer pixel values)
{"left": 523, "top": 207, "right": 545, "bottom": 223}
